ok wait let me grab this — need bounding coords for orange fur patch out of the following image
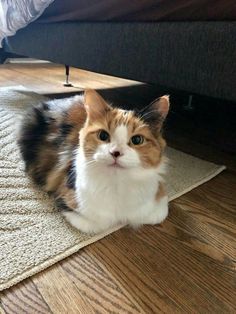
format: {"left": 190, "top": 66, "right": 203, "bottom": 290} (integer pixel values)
{"left": 155, "top": 182, "right": 166, "bottom": 201}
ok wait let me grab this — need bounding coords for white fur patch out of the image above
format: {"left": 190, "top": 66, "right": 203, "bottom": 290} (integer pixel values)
{"left": 93, "top": 124, "right": 141, "bottom": 169}
{"left": 112, "top": 124, "right": 128, "bottom": 147}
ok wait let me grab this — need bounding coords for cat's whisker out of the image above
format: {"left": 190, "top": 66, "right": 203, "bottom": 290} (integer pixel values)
{"left": 140, "top": 110, "right": 160, "bottom": 120}
{"left": 83, "top": 158, "right": 96, "bottom": 163}
{"left": 83, "top": 161, "right": 99, "bottom": 169}
{"left": 137, "top": 102, "right": 153, "bottom": 113}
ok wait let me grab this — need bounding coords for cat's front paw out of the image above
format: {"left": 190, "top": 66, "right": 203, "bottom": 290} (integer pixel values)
{"left": 147, "top": 196, "right": 169, "bottom": 225}
{"left": 129, "top": 196, "right": 168, "bottom": 228}
{"left": 62, "top": 211, "right": 103, "bottom": 234}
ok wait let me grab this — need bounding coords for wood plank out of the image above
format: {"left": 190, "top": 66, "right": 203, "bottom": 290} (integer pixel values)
{"left": 174, "top": 171, "right": 236, "bottom": 237}
{"left": 0, "top": 304, "right": 6, "bottom": 314}
{"left": 0, "top": 63, "right": 141, "bottom": 95}
{"left": 32, "top": 264, "right": 94, "bottom": 314}
{"left": 83, "top": 240, "right": 183, "bottom": 313}
{"left": 136, "top": 227, "right": 235, "bottom": 312}
{"left": 61, "top": 249, "right": 150, "bottom": 313}
{"left": 0, "top": 66, "right": 78, "bottom": 94}
{"left": 0, "top": 279, "right": 51, "bottom": 314}
{"left": 99, "top": 222, "right": 236, "bottom": 313}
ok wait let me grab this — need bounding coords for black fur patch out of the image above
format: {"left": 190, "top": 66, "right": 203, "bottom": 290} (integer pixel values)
{"left": 67, "top": 162, "right": 76, "bottom": 190}
{"left": 42, "top": 102, "right": 49, "bottom": 111}
{"left": 55, "top": 198, "right": 73, "bottom": 212}
{"left": 60, "top": 123, "right": 73, "bottom": 137}
{"left": 19, "top": 105, "right": 48, "bottom": 169}
{"left": 50, "top": 123, "right": 74, "bottom": 147}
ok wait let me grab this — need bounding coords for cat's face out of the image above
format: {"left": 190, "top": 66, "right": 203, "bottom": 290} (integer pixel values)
{"left": 79, "top": 90, "right": 169, "bottom": 170}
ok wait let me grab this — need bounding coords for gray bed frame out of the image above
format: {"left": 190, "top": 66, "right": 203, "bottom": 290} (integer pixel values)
{"left": 2, "top": 21, "right": 236, "bottom": 101}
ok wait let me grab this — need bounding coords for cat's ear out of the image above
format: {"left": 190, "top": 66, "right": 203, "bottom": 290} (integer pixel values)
{"left": 84, "top": 89, "right": 111, "bottom": 119}
{"left": 140, "top": 95, "right": 170, "bottom": 133}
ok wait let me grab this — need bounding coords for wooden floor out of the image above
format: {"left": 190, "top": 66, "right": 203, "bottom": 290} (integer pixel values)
{"left": 0, "top": 63, "right": 235, "bottom": 313}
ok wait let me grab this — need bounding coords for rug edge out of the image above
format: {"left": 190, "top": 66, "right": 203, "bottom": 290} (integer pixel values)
{"left": 168, "top": 165, "right": 226, "bottom": 201}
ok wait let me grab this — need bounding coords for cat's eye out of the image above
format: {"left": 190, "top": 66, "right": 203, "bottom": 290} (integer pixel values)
{"left": 131, "top": 135, "right": 144, "bottom": 145}
{"left": 98, "top": 130, "right": 110, "bottom": 142}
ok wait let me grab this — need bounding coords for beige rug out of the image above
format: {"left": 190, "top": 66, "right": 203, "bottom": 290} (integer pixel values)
{"left": 0, "top": 86, "right": 225, "bottom": 291}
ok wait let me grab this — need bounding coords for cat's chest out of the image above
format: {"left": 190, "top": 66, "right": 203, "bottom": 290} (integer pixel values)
{"left": 75, "top": 169, "right": 158, "bottom": 217}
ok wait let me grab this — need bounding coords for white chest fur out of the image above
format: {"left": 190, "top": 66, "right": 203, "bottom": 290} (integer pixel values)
{"left": 62, "top": 152, "right": 169, "bottom": 233}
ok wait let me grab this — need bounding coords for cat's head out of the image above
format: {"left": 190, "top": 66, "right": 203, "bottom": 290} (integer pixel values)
{"left": 79, "top": 89, "right": 169, "bottom": 171}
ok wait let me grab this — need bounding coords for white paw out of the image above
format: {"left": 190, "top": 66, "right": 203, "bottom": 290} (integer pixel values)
{"left": 62, "top": 211, "right": 101, "bottom": 234}
{"left": 129, "top": 196, "right": 169, "bottom": 228}
{"left": 146, "top": 196, "right": 169, "bottom": 225}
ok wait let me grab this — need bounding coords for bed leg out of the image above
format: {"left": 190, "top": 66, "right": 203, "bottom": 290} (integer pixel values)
{"left": 63, "top": 65, "right": 73, "bottom": 87}
{"left": 183, "top": 94, "right": 195, "bottom": 111}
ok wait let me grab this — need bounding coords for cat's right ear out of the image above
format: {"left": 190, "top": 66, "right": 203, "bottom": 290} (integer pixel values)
{"left": 84, "top": 89, "right": 111, "bottom": 120}
{"left": 139, "top": 95, "right": 170, "bottom": 134}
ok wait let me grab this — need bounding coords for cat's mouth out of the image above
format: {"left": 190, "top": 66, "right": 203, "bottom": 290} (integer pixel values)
{"left": 108, "top": 161, "right": 125, "bottom": 169}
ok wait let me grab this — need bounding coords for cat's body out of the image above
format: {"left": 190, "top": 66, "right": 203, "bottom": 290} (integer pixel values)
{"left": 19, "top": 90, "right": 169, "bottom": 233}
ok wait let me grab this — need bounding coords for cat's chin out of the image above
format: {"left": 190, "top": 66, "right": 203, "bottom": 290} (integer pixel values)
{"left": 106, "top": 163, "right": 141, "bottom": 172}
{"left": 96, "top": 161, "right": 132, "bottom": 171}
{"left": 108, "top": 161, "right": 125, "bottom": 169}
{"left": 94, "top": 159, "right": 127, "bottom": 169}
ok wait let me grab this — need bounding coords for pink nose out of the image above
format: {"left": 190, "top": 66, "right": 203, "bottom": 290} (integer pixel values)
{"left": 110, "top": 151, "right": 121, "bottom": 158}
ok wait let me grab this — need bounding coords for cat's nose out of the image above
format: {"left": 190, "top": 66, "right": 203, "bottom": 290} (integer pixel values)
{"left": 110, "top": 150, "right": 122, "bottom": 158}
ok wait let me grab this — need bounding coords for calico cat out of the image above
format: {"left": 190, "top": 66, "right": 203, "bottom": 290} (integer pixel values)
{"left": 19, "top": 89, "right": 170, "bottom": 233}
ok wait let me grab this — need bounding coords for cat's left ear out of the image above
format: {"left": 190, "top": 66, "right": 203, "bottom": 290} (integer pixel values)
{"left": 84, "top": 89, "right": 111, "bottom": 120}
{"left": 140, "top": 95, "right": 170, "bottom": 133}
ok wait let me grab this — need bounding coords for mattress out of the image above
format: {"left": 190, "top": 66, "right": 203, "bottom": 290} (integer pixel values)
{"left": 39, "top": 0, "right": 236, "bottom": 22}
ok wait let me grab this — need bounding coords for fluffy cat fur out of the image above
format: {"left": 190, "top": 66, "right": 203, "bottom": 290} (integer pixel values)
{"left": 19, "top": 89, "right": 170, "bottom": 233}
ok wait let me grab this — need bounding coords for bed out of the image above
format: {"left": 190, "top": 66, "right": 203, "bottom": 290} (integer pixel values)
{"left": 1, "top": 0, "right": 236, "bottom": 101}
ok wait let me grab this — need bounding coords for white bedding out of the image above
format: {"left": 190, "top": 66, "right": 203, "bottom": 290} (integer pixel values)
{"left": 0, "top": 0, "right": 54, "bottom": 47}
